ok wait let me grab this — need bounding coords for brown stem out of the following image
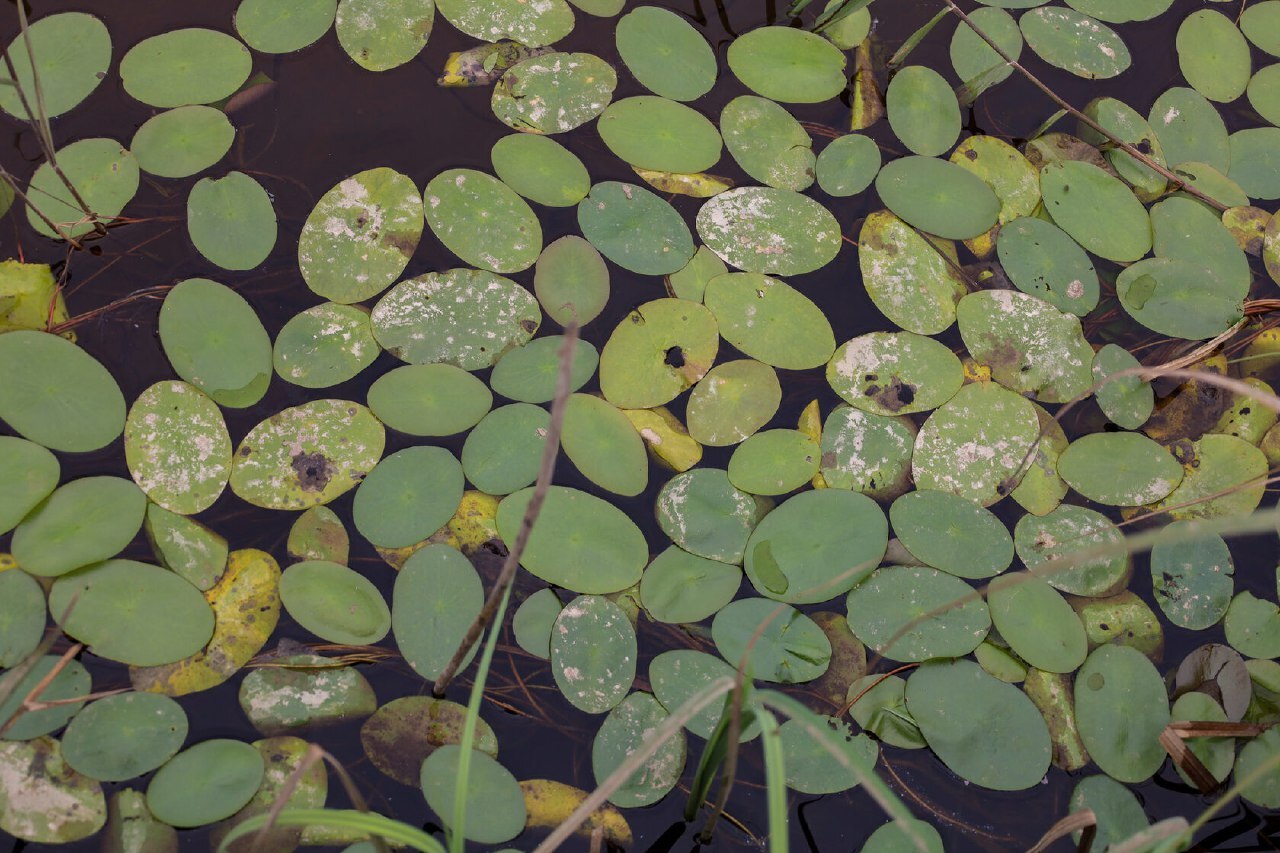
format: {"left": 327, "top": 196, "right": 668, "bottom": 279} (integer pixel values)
{"left": 0, "top": 642, "right": 83, "bottom": 739}
{"left": 941, "top": 0, "right": 1229, "bottom": 212}
{"left": 432, "top": 323, "right": 579, "bottom": 697}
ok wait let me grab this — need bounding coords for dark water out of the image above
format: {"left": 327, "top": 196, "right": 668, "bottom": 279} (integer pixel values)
{"left": 2, "top": 0, "right": 1280, "bottom": 850}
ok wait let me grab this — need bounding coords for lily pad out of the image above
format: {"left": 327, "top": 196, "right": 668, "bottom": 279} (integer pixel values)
{"left": 816, "top": 134, "right": 881, "bottom": 197}
{"left": 592, "top": 692, "right": 685, "bottom": 806}
{"left": 461, "top": 403, "right": 549, "bottom": 495}
{"left": 236, "top": 0, "right": 338, "bottom": 53}
{"left": 1237, "top": 728, "right": 1280, "bottom": 807}
{"left": 50, "top": 560, "right": 215, "bottom": 666}
{"left": 146, "top": 740, "right": 264, "bottom": 828}
{"left": 1015, "top": 504, "right": 1130, "bottom": 596}
{"left": 598, "top": 298, "right": 717, "bottom": 408}
{"left": 124, "top": 381, "right": 231, "bottom": 515}
{"left": 281, "top": 560, "right": 390, "bottom": 644}
{"left": 951, "top": 7, "right": 1021, "bottom": 86}
{"left": 1178, "top": 10, "right": 1251, "bottom": 103}
{"left": 1075, "top": 644, "right": 1170, "bottom": 782}
{"left": 238, "top": 652, "right": 376, "bottom": 736}
{"left": 1223, "top": 591, "right": 1280, "bottom": 658}
{"left": 120, "top": 29, "right": 252, "bottom": 108}
{"left": 335, "top": 0, "right": 434, "bottom": 70}
{"left": 988, "top": 572, "right": 1087, "bottom": 672}
{"left": 1057, "top": 432, "right": 1182, "bottom": 506}
{"left": 367, "top": 364, "right": 491, "bottom": 437}
{"left": 25, "top": 138, "right": 139, "bottom": 240}
{"left": 491, "top": 52, "right": 615, "bottom": 133}
{"left": 578, "top": 182, "right": 695, "bottom": 275}
{"left": 890, "top": 489, "right": 1013, "bottom": 579}
{"left": 780, "top": 716, "right": 878, "bottom": 795}
{"left": 686, "top": 359, "right": 780, "bottom": 447}
{"left": 61, "top": 694, "right": 187, "bottom": 782}
{"left": 1116, "top": 257, "right": 1244, "bottom": 340}
{"left": 360, "top": 696, "right": 496, "bottom": 787}
{"left": 0, "top": 655, "right": 91, "bottom": 741}
{"left": 1069, "top": 776, "right": 1149, "bottom": 850}
{"left": 819, "top": 406, "right": 916, "bottom": 501}
{"left": 158, "top": 279, "right": 272, "bottom": 408}
{"left": 353, "top": 447, "right": 463, "bottom": 548}
{"left": 0, "top": 570, "right": 45, "bottom": 668}
{"left": 1020, "top": 7, "right": 1130, "bottom": 79}
{"left": 551, "top": 595, "right": 637, "bottom": 713}
{"left": 712, "top": 598, "right": 831, "bottom": 684}
{"left": 1092, "top": 344, "right": 1154, "bottom": 429}
{"left": 424, "top": 169, "right": 541, "bottom": 273}
{"left": 656, "top": 468, "right": 764, "bottom": 563}
{"left": 497, "top": 486, "right": 646, "bottom": 593}
{"left": 887, "top": 66, "right": 960, "bottom": 157}
{"left": 298, "top": 168, "right": 424, "bottom": 304}
{"left": 492, "top": 135, "right": 590, "bottom": 208}
{"left": 514, "top": 588, "right": 561, "bottom": 659}
{"left": 0, "top": 437, "right": 59, "bottom": 535}
{"left": 421, "top": 745, "right": 526, "bottom": 844}
{"left": 0, "top": 13, "right": 110, "bottom": 119}
{"left": 858, "top": 212, "right": 967, "bottom": 334}
{"left": 371, "top": 269, "right": 539, "bottom": 369}
{"left": 827, "top": 332, "right": 962, "bottom": 417}
{"left": 393, "top": 545, "right": 483, "bottom": 682}
{"left": 950, "top": 136, "right": 1041, "bottom": 228}
{"left": 533, "top": 236, "right": 609, "bottom": 327}
{"left": 0, "top": 737, "right": 105, "bottom": 843}
{"left": 145, "top": 504, "right": 230, "bottom": 591}
{"left": 188, "top": 171, "right": 277, "bottom": 270}
{"left": 615, "top": 6, "right": 716, "bottom": 101}
{"left": 131, "top": 106, "right": 235, "bottom": 178}
{"left": 639, "top": 547, "right": 742, "bottom": 624}
{"left": 1228, "top": 127, "right": 1280, "bottom": 199}
{"left": 728, "top": 429, "right": 819, "bottom": 496}
{"left": 490, "top": 336, "right": 598, "bottom": 403}
{"left": 12, "top": 477, "right": 146, "bottom": 578}
{"left": 598, "top": 96, "right": 722, "bottom": 173}
{"left": 1149, "top": 87, "right": 1230, "bottom": 171}
{"left": 1243, "top": 0, "right": 1280, "bottom": 57}
{"left": 1152, "top": 433, "right": 1267, "bottom": 520}
{"left": 704, "top": 273, "right": 835, "bottom": 370}
{"left": 996, "top": 217, "right": 1099, "bottom": 315}
{"left": 875, "top": 156, "right": 1001, "bottom": 240}
{"left": 845, "top": 565, "right": 990, "bottom": 662}
{"left": 562, "top": 393, "right": 647, "bottom": 496}
{"left": 1040, "top": 160, "right": 1152, "bottom": 262}
{"left": 274, "top": 303, "right": 379, "bottom": 389}
{"left": 649, "top": 649, "right": 758, "bottom": 740}
{"left": 437, "top": 0, "right": 572, "bottom": 47}
{"left": 229, "top": 399, "right": 386, "bottom": 510}
{"left": 727, "top": 26, "right": 847, "bottom": 103}
{"left": 1079, "top": 97, "right": 1168, "bottom": 199}
{"left": 1150, "top": 522, "right": 1234, "bottom": 630}
{"left": 720, "top": 95, "right": 815, "bottom": 191}
{"left": 697, "top": 186, "right": 842, "bottom": 276}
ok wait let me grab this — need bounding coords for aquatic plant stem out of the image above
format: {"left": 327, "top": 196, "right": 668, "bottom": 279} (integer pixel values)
{"left": 432, "top": 322, "right": 579, "bottom": 698}
{"left": 939, "top": 0, "right": 1229, "bottom": 213}
{"left": 0, "top": 168, "right": 83, "bottom": 247}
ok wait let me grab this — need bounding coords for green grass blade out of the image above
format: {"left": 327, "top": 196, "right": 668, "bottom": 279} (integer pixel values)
{"left": 754, "top": 705, "right": 788, "bottom": 853}
{"left": 216, "top": 809, "right": 445, "bottom": 853}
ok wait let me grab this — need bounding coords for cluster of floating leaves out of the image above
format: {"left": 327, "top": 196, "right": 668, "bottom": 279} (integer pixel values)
{"left": 2, "top": 0, "right": 1280, "bottom": 848}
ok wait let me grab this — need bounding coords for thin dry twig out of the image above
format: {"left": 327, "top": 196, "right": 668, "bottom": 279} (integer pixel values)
{"left": 1027, "top": 809, "right": 1096, "bottom": 853}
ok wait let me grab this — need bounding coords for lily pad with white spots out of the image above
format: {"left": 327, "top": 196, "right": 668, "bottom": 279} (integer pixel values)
{"left": 697, "top": 187, "right": 842, "bottom": 276}
{"left": 859, "top": 211, "right": 966, "bottom": 335}
{"left": 1020, "top": 7, "right": 1130, "bottom": 79}
{"left": 491, "top": 52, "right": 615, "bottom": 133}
{"left": 551, "top": 595, "right": 637, "bottom": 713}
{"left": 1149, "top": 87, "right": 1230, "bottom": 172}
{"left": 424, "top": 169, "right": 541, "bottom": 274}
{"left": 124, "top": 380, "right": 231, "bottom": 515}
{"left": 229, "top": 399, "right": 386, "bottom": 510}
{"left": 335, "top": 0, "right": 433, "bottom": 70}
{"left": 238, "top": 652, "right": 377, "bottom": 736}
{"left": 1152, "top": 433, "right": 1267, "bottom": 520}
{"left": 592, "top": 692, "right": 685, "bottom": 806}
{"left": 274, "top": 303, "right": 379, "bottom": 389}
{"left": 0, "top": 737, "right": 105, "bottom": 843}
{"left": 827, "top": 332, "right": 963, "bottom": 417}
{"left": 144, "top": 504, "right": 229, "bottom": 591}
{"left": 371, "top": 269, "right": 540, "bottom": 369}
{"left": 656, "top": 468, "right": 764, "bottom": 564}
{"left": 819, "top": 406, "right": 916, "bottom": 501}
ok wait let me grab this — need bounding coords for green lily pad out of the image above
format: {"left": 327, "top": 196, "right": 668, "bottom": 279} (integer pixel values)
{"left": 61, "top": 694, "right": 187, "bottom": 782}
{"left": 1075, "top": 644, "right": 1170, "bottom": 782}
{"left": 598, "top": 96, "right": 722, "bottom": 173}
{"left": 1092, "top": 344, "right": 1154, "bottom": 429}
{"left": 273, "top": 303, "right": 379, "bottom": 389}
{"left": 1151, "top": 522, "right": 1234, "bottom": 630}
{"left": 50, "top": 559, "right": 215, "bottom": 666}
{"left": 1153, "top": 433, "right": 1267, "bottom": 520}
{"left": 704, "top": 273, "right": 835, "bottom": 370}
{"left": 827, "top": 332, "right": 963, "bottom": 417}
{"left": 951, "top": 7, "right": 1021, "bottom": 86}
{"left": 367, "top": 364, "right": 491, "bottom": 437}
{"left": 1116, "top": 257, "right": 1244, "bottom": 340}
{"left": 728, "top": 429, "right": 819, "bottom": 496}
{"left": 912, "top": 381, "right": 1040, "bottom": 506}
{"left": 858, "top": 211, "right": 963, "bottom": 326}
{"left": 287, "top": 506, "right": 349, "bottom": 565}
{"left": 298, "top": 167, "right": 424, "bottom": 304}
{"left": 146, "top": 740, "right": 264, "bottom": 828}
{"left": 534, "top": 236, "right": 609, "bottom": 327}
{"left": 497, "top": 486, "right": 646, "bottom": 593}
{"left": 1069, "top": 776, "right": 1149, "bottom": 849}
{"left": 816, "top": 134, "right": 881, "bottom": 197}
{"left": 421, "top": 745, "right": 526, "bottom": 844}
{"left": 1079, "top": 97, "right": 1168, "bottom": 199}
{"left": 491, "top": 52, "right": 616, "bottom": 133}
{"left": 745, "top": 488, "right": 886, "bottom": 604}
{"left": 598, "top": 298, "right": 717, "bottom": 408}
{"left": 1009, "top": 403, "right": 1071, "bottom": 518}
{"left": 686, "top": 359, "right": 780, "bottom": 447}
{"left": 361, "top": 696, "right": 496, "bottom": 787}
{"left": 697, "top": 186, "right": 841, "bottom": 276}
{"left": 1149, "top": 87, "right": 1230, "bottom": 172}
{"left": 424, "top": 169, "right": 541, "bottom": 273}
{"left": 779, "top": 716, "right": 877, "bottom": 795}
{"left": 1058, "top": 432, "right": 1182, "bottom": 505}
{"left": 514, "top": 588, "right": 561, "bottom": 659}
{"left": 713, "top": 598, "right": 831, "bottom": 683}
{"left": 0, "top": 437, "right": 59, "bottom": 535}
{"left": 1178, "top": 9, "right": 1251, "bottom": 103}
{"left": 124, "top": 381, "right": 231, "bottom": 515}
{"left": 1020, "top": 7, "right": 1130, "bottom": 79}
{"left": 1170, "top": 692, "right": 1234, "bottom": 786}
{"left": 25, "top": 138, "right": 139, "bottom": 239}
{"left": 845, "top": 565, "right": 990, "bottom": 662}
{"left": 1224, "top": 591, "right": 1280, "bottom": 658}
{"left": 906, "top": 658, "right": 1051, "bottom": 790}
{"left": 887, "top": 66, "right": 960, "bottom": 157}
{"left": 615, "top": 6, "right": 716, "bottom": 101}
{"left": 121, "top": 29, "right": 252, "bottom": 107}
{"left": 562, "top": 393, "right": 647, "bottom": 496}
{"left": 957, "top": 290, "right": 1094, "bottom": 403}
{"left": 656, "top": 468, "right": 764, "bottom": 564}
{"left": 238, "top": 652, "right": 377, "bottom": 736}
{"left": 847, "top": 674, "right": 926, "bottom": 749}
{"left": 0, "top": 569, "right": 45, "bottom": 668}
{"left": 280, "top": 560, "right": 390, "bottom": 644}
{"left": 639, "top": 547, "right": 742, "bottom": 624}
{"left": 721, "top": 95, "right": 815, "bottom": 192}
{"left": 159, "top": 278, "right": 272, "bottom": 408}
{"left": 490, "top": 336, "right": 598, "bottom": 403}
{"left": 950, "top": 136, "right": 1041, "bottom": 228}
{"left": 371, "top": 269, "right": 540, "bottom": 369}
{"left": 988, "top": 572, "right": 1087, "bottom": 672}
{"left": 667, "top": 246, "right": 728, "bottom": 302}
{"left": 0, "top": 655, "right": 90, "bottom": 741}
{"left": 393, "top": 545, "right": 483, "bottom": 682}
{"left": 492, "top": 135, "right": 590, "bottom": 208}
{"left": 578, "top": 182, "right": 695, "bottom": 275}
{"left": 861, "top": 820, "right": 944, "bottom": 853}
{"left": 0, "top": 737, "right": 105, "bottom": 843}
{"left": 0, "top": 13, "right": 110, "bottom": 119}
{"left": 551, "top": 595, "right": 637, "bottom": 713}
{"left": 1250, "top": 63, "right": 1280, "bottom": 129}
{"left": 819, "top": 406, "right": 916, "bottom": 501}
{"left": 874, "top": 156, "right": 1001, "bottom": 240}
{"left": 236, "top": 0, "right": 337, "bottom": 53}
{"left": 229, "top": 399, "right": 386, "bottom": 510}
{"left": 593, "top": 692, "right": 685, "bottom": 806}
{"left": 1152, "top": 196, "right": 1250, "bottom": 293}
{"left": 890, "top": 489, "right": 1013, "bottom": 579}
{"left": 1040, "top": 159, "right": 1152, "bottom": 262}
{"left": 727, "top": 26, "right": 847, "bottom": 103}
{"left": 188, "top": 172, "right": 277, "bottom": 270}
{"left": 461, "top": 403, "right": 549, "bottom": 495}
{"left": 994, "top": 217, "right": 1099, "bottom": 315}
{"left": 437, "top": 0, "right": 572, "bottom": 47}
{"left": 650, "top": 649, "right": 759, "bottom": 740}
{"left": 131, "top": 106, "right": 235, "bottom": 178}
{"left": 353, "top": 447, "right": 463, "bottom": 548}
{"left": 12, "top": 477, "right": 145, "bottom": 577}
{"left": 335, "top": 0, "right": 433, "bottom": 70}
{"left": 1237, "top": 727, "right": 1280, "bottom": 807}
{"left": 146, "top": 504, "right": 229, "bottom": 590}
{"left": 1015, "top": 504, "right": 1130, "bottom": 596}
{"left": 1243, "top": 0, "right": 1280, "bottom": 57}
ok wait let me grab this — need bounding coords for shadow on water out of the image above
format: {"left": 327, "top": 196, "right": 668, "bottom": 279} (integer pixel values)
{"left": 2, "top": 0, "right": 1279, "bottom": 850}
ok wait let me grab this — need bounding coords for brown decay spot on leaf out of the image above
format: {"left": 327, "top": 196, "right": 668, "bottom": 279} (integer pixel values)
{"left": 862, "top": 374, "right": 917, "bottom": 412}
{"left": 292, "top": 453, "right": 335, "bottom": 492}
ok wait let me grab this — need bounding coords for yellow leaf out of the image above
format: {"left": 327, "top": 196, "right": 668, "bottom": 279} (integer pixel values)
{"left": 632, "top": 167, "right": 734, "bottom": 198}
{"left": 622, "top": 406, "right": 702, "bottom": 472}
{"left": 520, "top": 779, "right": 632, "bottom": 847}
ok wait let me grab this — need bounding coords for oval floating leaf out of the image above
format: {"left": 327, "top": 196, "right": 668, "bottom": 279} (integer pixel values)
{"left": 551, "top": 595, "right": 637, "bottom": 713}
{"left": 424, "top": 169, "right": 541, "bottom": 274}
{"left": 697, "top": 187, "right": 841, "bottom": 276}
{"left": 159, "top": 278, "right": 272, "bottom": 409}
{"left": 121, "top": 29, "right": 252, "bottom": 108}
{"left": 125, "top": 381, "right": 231, "bottom": 515}
{"left": 727, "top": 27, "right": 847, "bottom": 103}
{"left": 0, "top": 13, "right": 110, "bottom": 119}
